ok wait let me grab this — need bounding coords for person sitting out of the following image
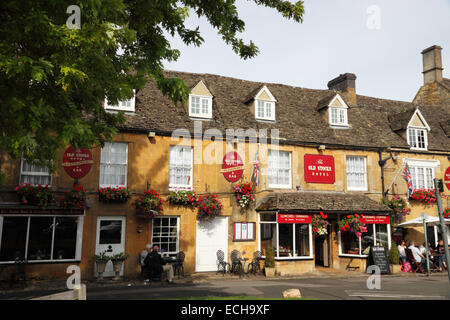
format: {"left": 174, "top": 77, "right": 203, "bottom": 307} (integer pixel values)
{"left": 140, "top": 244, "right": 152, "bottom": 277}
{"left": 408, "top": 241, "right": 431, "bottom": 271}
{"left": 398, "top": 240, "right": 407, "bottom": 264}
{"left": 436, "top": 240, "right": 447, "bottom": 272}
{"left": 419, "top": 243, "right": 426, "bottom": 255}
{"left": 144, "top": 245, "right": 174, "bottom": 283}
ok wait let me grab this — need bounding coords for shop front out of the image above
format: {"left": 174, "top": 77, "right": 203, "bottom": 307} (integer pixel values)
{"left": 256, "top": 192, "right": 392, "bottom": 275}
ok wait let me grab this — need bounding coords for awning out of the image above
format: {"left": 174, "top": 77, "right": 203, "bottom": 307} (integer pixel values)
{"left": 255, "top": 192, "right": 392, "bottom": 214}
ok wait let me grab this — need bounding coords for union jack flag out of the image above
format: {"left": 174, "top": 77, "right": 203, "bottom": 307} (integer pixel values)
{"left": 251, "top": 147, "right": 260, "bottom": 186}
{"left": 401, "top": 162, "right": 412, "bottom": 197}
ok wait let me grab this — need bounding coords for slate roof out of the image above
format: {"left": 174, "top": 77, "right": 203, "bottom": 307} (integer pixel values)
{"left": 121, "top": 70, "right": 450, "bottom": 151}
{"left": 255, "top": 192, "right": 391, "bottom": 214}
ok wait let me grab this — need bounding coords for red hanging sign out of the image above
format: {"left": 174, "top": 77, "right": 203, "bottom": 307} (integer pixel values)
{"left": 304, "top": 154, "right": 335, "bottom": 184}
{"left": 360, "top": 215, "right": 390, "bottom": 224}
{"left": 221, "top": 152, "right": 244, "bottom": 182}
{"left": 62, "top": 146, "right": 93, "bottom": 179}
{"left": 278, "top": 214, "right": 312, "bottom": 224}
{"left": 444, "top": 167, "right": 450, "bottom": 191}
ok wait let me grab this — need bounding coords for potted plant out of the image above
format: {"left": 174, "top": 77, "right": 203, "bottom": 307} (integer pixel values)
{"left": 92, "top": 251, "right": 110, "bottom": 281}
{"left": 99, "top": 186, "right": 131, "bottom": 203}
{"left": 59, "top": 184, "right": 87, "bottom": 210}
{"left": 196, "top": 193, "right": 222, "bottom": 221}
{"left": 167, "top": 188, "right": 198, "bottom": 207}
{"left": 110, "top": 252, "right": 129, "bottom": 280}
{"left": 312, "top": 211, "right": 329, "bottom": 237}
{"left": 233, "top": 181, "right": 255, "bottom": 211}
{"left": 388, "top": 242, "right": 401, "bottom": 273}
{"left": 15, "top": 183, "right": 54, "bottom": 208}
{"left": 135, "top": 189, "right": 164, "bottom": 219}
{"left": 264, "top": 246, "right": 276, "bottom": 277}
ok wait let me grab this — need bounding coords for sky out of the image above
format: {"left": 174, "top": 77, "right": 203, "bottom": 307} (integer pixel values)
{"left": 164, "top": 0, "right": 450, "bottom": 102}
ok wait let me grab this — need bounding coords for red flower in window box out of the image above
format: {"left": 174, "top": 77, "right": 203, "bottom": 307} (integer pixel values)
{"left": 135, "top": 189, "right": 164, "bottom": 219}
{"left": 167, "top": 188, "right": 198, "bottom": 206}
{"left": 99, "top": 186, "right": 131, "bottom": 203}
{"left": 409, "top": 189, "right": 437, "bottom": 204}
{"left": 14, "top": 183, "right": 54, "bottom": 208}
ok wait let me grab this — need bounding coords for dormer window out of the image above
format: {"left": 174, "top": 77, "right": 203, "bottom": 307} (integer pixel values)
{"left": 326, "top": 94, "right": 348, "bottom": 127}
{"left": 189, "top": 94, "right": 212, "bottom": 118}
{"left": 253, "top": 86, "right": 276, "bottom": 121}
{"left": 406, "top": 109, "right": 430, "bottom": 150}
{"left": 105, "top": 90, "right": 135, "bottom": 112}
{"left": 188, "top": 80, "right": 213, "bottom": 119}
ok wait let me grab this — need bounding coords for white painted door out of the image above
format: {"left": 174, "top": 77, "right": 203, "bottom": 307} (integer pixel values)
{"left": 95, "top": 216, "right": 126, "bottom": 277}
{"left": 195, "top": 217, "right": 228, "bottom": 272}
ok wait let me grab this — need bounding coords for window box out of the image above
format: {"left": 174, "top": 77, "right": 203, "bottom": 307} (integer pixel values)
{"left": 14, "top": 183, "right": 54, "bottom": 208}
{"left": 98, "top": 186, "right": 131, "bottom": 203}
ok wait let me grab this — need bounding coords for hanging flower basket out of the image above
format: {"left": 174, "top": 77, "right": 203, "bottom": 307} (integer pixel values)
{"left": 167, "top": 188, "right": 198, "bottom": 207}
{"left": 382, "top": 195, "right": 411, "bottom": 225}
{"left": 15, "top": 183, "right": 54, "bottom": 208}
{"left": 312, "top": 211, "right": 329, "bottom": 237}
{"left": 59, "top": 184, "right": 87, "bottom": 210}
{"left": 196, "top": 193, "right": 222, "bottom": 221}
{"left": 444, "top": 208, "right": 449, "bottom": 219}
{"left": 135, "top": 190, "right": 164, "bottom": 219}
{"left": 233, "top": 181, "right": 255, "bottom": 211}
{"left": 99, "top": 186, "right": 131, "bottom": 203}
{"left": 409, "top": 189, "right": 436, "bottom": 204}
{"left": 338, "top": 214, "right": 367, "bottom": 239}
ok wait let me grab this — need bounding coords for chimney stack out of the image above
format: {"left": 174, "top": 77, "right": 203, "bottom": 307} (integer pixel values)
{"left": 421, "top": 45, "right": 443, "bottom": 84}
{"left": 327, "top": 73, "right": 357, "bottom": 105}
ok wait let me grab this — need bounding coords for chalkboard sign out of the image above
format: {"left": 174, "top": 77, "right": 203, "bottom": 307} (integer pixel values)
{"left": 366, "top": 246, "right": 391, "bottom": 274}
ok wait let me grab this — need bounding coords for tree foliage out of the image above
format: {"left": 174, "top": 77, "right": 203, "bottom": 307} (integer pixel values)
{"left": 0, "top": 0, "right": 305, "bottom": 170}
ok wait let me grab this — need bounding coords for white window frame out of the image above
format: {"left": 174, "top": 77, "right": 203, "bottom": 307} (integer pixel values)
{"left": 255, "top": 100, "right": 275, "bottom": 121}
{"left": 188, "top": 94, "right": 212, "bottom": 119}
{"left": 104, "top": 90, "right": 136, "bottom": 112}
{"left": 151, "top": 216, "right": 180, "bottom": 256}
{"left": 346, "top": 156, "right": 368, "bottom": 191}
{"left": 257, "top": 213, "right": 313, "bottom": 260}
{"left": 329, "top": 107, "right": 348, "bottom": 127}
{"left": 19, "top": 158, "right": 52, "bottom": 186}
{"left": 169, "top": 145, "right": 193, "bottom": 190}
{"left": 268, "top": 150, "right": 292, "bottom": 189}
{"left": 338, "top": 217, "right": 391, "bottom": 258}
{"left": 407, "top": 127, "right": 428, "bottom": 150}
{"left": 99, "top": 142, "right": 128, "bottom": 188}
{"left": 0, "top": 215, "right": 84, "bottom": 264}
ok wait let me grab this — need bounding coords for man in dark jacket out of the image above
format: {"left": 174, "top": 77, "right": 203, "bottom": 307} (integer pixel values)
{"left": 144, "top": 245, "right": 174, "bottom": 283}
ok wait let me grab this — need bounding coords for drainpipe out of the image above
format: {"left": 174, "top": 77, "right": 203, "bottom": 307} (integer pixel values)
{"left": 378, "top": 150, "right": 387, "bottom": 201}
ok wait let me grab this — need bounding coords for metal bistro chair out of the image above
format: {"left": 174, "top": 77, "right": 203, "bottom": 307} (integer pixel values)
{"left": 230, "top": 249, "right": 243, "bottom": 275}
{"left": 173, "top": 251, "right": 185, "bottom": 278}
{"left": 247, "top": 250, "right": 262, "bottom": 275}
{"left": 216, "top": 250, "right": 230, "bottom": 276}
{"left": 405, "top": 248, "right": 423, "bottom": 273}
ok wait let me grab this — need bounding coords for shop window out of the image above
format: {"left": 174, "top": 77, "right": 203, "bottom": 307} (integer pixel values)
{"left": 20, "top": 159, "right": 52, "bottom": 186}
{"left": 152, "top": 217, "right": 179, "bottom": 256}
{"left": 258, "top": 213, "right": 312, "bottom": 260}
{"left": 268, "top": 150, "right": 292, "bottom": 189}
{"left": 169, "top": 146, "right": 193, "bottom": 189}
{"left": 0, "top": 216, "right": 83, "bottom": 263}
{"left": 99, "top": 142, "right": 128, "bottom": 188}
{"left": 346, "top": 156, "right": 367, "bottom": 191}
{"left": 233, "top": 222, "right": 255, "bottom": 241}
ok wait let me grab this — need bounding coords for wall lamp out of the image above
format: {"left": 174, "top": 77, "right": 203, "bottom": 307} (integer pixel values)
{"left": 148, "top": 131, "right": 156, "bottom": 138}
{"left": 318, "top": 145, "right": 326, "bottom": 151}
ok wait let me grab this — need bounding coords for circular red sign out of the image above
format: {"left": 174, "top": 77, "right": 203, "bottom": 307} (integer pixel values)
{"left": 444, "top": 167, "right": 450, "bottom": 191}
{"left": 62, "top": 146, "right": 93, "bottom": 179}
{"left": 222, "top": 152, "right": 244, "bottom": 183}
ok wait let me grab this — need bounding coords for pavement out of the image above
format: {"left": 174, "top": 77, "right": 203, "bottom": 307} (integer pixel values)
{"left": 1, "top": 269, "right": 449, "bottom": 300}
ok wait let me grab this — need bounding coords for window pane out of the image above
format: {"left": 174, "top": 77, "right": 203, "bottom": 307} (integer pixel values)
{"left": 375, "top": 224, "right": 389, "bottom": 249}
{"left": 99, "top": 220, "right": 122, "bottom": 244}
{"left": 278, "top": 224, "right": 293, "bottom": 257}
{"left": 260, "top": 223, "right": 276, "bottom": 256}
{"left": 0, "top": 217, "right": 28, "bottom": 261}
{"left": 295, "top": 224, "right": 310, "bottom": 257}
{"left": 341, "top": 231, "right": 359, "bottom": 255}
{"left": 201, "top": 98, "right": 209, "bottom": 114}
{"left": 53, "top": 217, "right": 78, "bottom": 260}
{"left": 260, "top": 213, "right": 276, "bottom": 222}
{"left": 361, "top": 224, "right": 374, "bottom": 254}
{"left": 27, "top": 217, "right": 53, "bottom": 260}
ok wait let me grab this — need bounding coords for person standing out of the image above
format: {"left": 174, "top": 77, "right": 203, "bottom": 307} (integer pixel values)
{"left": 398, "top": 240, "right": 407, "bottom": 263}
{"left": 436, "top": 240, "right": 448, "bottom": 272}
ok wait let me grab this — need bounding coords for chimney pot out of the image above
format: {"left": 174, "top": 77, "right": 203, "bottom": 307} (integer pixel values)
{"left": 421, "top": 45, "right": 443, "bottom": 84}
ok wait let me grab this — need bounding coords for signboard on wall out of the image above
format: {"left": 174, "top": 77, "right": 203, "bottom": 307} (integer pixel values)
{"left": 304, "top": 154, "right": 335, "bottom": 184}
{"left": 278, "top": 214, "right": 312, "bottom": 224}
{"left": 360, "top": 215, "right": 390, "bottom": 224}
{"left": 221, "top": 152, "right": 244, "bottom": 182}
{"left": 444, "top": 167, "right": 450, "bottom": 191}
{"left": 62, "top": 146, "right": 93, "bottom": 179}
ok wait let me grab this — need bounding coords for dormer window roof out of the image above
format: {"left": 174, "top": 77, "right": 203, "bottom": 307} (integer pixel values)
{"left": 253, "top": 86, "right": 277, "bottom": 121}
{"left": 189, "top": 80, "right": 213, "bottom": 119}
{"left": 105, "top": 90, "right": 135, "bottom": 112}
{"left": 326, "top": 94, "right": 348, "bottom": 127}
{"left": 406, "top": 109, "right": 430, "bottom": 150}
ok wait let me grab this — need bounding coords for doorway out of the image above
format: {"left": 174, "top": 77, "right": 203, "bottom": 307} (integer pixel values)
{"left": 314, "top": 225, "right": 331, "bottom": 267}
{"left": 95, "top": 216, "right": 126, "bottom": 277}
